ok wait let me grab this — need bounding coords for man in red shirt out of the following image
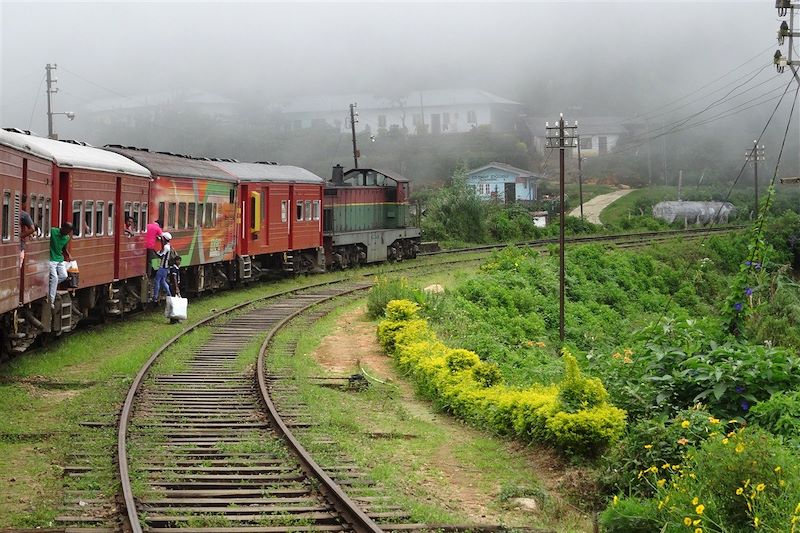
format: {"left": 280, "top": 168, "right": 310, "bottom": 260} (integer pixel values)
{"left": 145, "top": 219, "right": 163, "bottom": 276}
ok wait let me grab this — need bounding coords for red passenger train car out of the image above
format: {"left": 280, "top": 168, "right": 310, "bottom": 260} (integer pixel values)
{"left": 0, "top": 129, "right": 152, "bottom": 353}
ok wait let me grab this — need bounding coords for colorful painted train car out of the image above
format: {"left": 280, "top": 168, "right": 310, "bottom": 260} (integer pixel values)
{"left": 323, "top": 165, "right": 420, "bottom": 267}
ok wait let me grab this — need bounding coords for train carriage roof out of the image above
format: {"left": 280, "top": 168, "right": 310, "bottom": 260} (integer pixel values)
{"left": 0, "top": 129, "right": 151, "bottom": 177}
{"left": 208, "top": 161, "right": 324, "bottom": 184}
{"left": 104, "top": 146, "right": 237, "bottom": 182}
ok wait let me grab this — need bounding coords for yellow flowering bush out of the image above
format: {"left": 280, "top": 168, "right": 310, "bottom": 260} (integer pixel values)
{"left": 378, "top": 300, "right": 627, "bottom": 454}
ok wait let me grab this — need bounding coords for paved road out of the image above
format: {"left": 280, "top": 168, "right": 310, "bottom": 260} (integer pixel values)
{"left": 569, "top": 189, "right": 635, "bottom": 225}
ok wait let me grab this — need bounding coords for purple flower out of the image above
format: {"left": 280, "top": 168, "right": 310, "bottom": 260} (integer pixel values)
{"left": 754, "top": 262, "right": 762, "bottom": 271}
{"left": 734, "top": 302, "right": 743, "bottom": 312}
{"left": 735, "top": 385, "right": 746, "bottom": 393}
{"left": 745, "top": 287, "right": 753, "bottom": 297}
{"left": 741, "top": 400, "right": 750, "bottom": 412}
{"left": 744, "top": 260, "right": 752, "bottom": 266}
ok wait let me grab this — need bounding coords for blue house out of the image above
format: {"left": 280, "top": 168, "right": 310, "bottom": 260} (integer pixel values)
{"left": 465, "top": 162, "right": 543, "bottom": 204}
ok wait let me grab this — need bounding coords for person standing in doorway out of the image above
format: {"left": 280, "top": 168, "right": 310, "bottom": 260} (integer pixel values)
{"left": 19, "top": 194, "right": 35, "bottom": 268}
{"left": 145, "top": 218, "right": 163, "bottom": 276}
{"left": 48, "top": 222, "right": 73, "bottom": 309}
{"left": 152, "top": 232, "right": 173, "bottom": 304}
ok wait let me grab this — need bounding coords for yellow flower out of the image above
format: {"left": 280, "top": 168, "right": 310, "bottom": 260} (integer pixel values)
{"left": 780, "top": 480, "right": 786, "bottom": 487}
{"left": 727, "top": 431, "right": 736, "bottom": 437}
{"left": 693, "top": 520, "right": 701, "bottom": 526}
{"left": 722, "top": 438, "right": 729, "bottom": 444}
{"left": 692, "top": 497, "right": 699, "bottom": 506}
{"left": 623, "top": 355, "right": 633, "bottom": 364}
{"left": 735, "top": 443, "right": 745, "bottom": 453}
{"left": 657, "top": 478, "right": 666, "bottom": 488}
{"left": 624, "top": 347, "right": 633, "bottom": 356}
{"left": 658, "top": 499, "right": 665, "bottom": 510}
{"left": 662, "top": 463, "right": 671, "bottom": 470}
{"left": 684, "top": 517, "right": 693, "bottom": 526}
{"left": 613, "top": 495, "right": 619, "bottom": 506}
{"left": 695, "top": 529, "right": 703, "bottom": 533}
{"left": 644, "top": 444, "right": 653, "bottom": 449}
{"left": 754, "top": 516, "right": 760, "bottom": 528}
{"left": 795, "top": 502, "right": 800, "bottom": 514}
{"left": 612, "top": 352, "right": 621, "bottom": 359}
{"left": 682, "top": 420, "right": 691, "bottom": 429}
{"left": 775, "top": 466, "right": 782, "bottom": 473}
{"left": 696, "top": 504, "right": 705, "bottom": 515}
{"left": 708, "top": 417, "right": 720, "bottom": 424}
{"left": 736, "top": 487, "right": 744, "bottom": 495}
{"left": 677, "top": 437, "right": 689, "bottom": 446}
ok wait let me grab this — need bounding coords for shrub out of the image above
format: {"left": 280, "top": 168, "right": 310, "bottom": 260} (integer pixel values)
{"left": 377, "top": 300, "right": 626, "bottom": 455}
{"left": 599, "top": 497, "right": 660, "bottom": 533}
{"left": 750, "top": 389, "right": 800, "bottom": 447}
{"left": 366, "top": 278, "right": 422, "bottom": 319}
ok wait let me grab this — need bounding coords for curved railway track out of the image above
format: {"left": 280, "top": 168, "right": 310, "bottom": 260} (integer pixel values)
{"left": 49, "top": 225, "right": 742, "bottom": 532}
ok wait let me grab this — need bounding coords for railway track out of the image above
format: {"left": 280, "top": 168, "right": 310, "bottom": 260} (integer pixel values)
{"left": 46, "top": 225, "right": 741, "bottom": 532}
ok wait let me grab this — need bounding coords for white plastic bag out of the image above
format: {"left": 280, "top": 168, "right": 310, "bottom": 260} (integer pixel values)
{"left": 165, "top": 296, "right": 188, "bottom": 320}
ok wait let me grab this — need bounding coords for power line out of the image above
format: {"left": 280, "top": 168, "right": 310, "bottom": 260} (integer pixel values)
{"left": 27, "top": 72, "right": 46, "bottom": 130}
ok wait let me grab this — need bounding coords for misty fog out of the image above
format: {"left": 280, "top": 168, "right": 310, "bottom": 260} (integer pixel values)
{"left": 1, "top": 1, "right": 797, "bottom": 184}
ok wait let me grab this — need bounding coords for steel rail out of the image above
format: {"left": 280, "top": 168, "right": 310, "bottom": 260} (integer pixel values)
{"left": 117, "top": 278, "right": 367, "bottom": 533}
{"left": 255, "top": 284, "right": 383, "bottom": 533}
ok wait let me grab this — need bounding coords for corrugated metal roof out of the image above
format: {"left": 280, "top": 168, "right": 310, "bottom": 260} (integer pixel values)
{"left": 104, "top": 146, "right": 237, "bottom": 181}
{"left": 0, "top": 129, "right": 151, "bottom": 177}
{"left": 466, "top": 162, "right": 544, "bottom": 179}
{"left": 209, "top": 161, "right": 324, "bottom": 184}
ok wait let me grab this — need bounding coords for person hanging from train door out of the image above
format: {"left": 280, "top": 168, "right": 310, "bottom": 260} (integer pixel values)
{"left": 145, "top": 218, "right": 164, "bottom": 277}
{"left": 151, "top": 231, "right": 173, "bottom": 305}
{"left": 19, "top": 194, "right": 36, "bottom": 268}
{"left": 48, "top": 222, "right": 74, "bottom": 309}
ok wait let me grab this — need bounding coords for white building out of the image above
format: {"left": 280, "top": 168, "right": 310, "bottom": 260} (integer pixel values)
{"left": 526, "top": 116, "right": 629, "bottom": 158}
{"left": 85, "top": 90, "right": 239, "bottom": 127}
{"left": 278, "top": 89, "right": 525, "bottom": 135}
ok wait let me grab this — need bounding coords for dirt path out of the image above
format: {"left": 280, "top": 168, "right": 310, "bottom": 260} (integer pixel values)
{"left": 311, "top": 306, "right": 594, "bottom": 530}
{"left": 569, "top": 188, "right": 634, "bottom": 224}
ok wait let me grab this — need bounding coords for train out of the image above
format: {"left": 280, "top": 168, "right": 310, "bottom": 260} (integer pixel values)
{"left": 0, "top": 128, "right": 420, "bottom": 355}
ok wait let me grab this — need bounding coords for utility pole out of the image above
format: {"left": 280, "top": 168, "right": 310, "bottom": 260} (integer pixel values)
{"left": 45, "top": 63, "right": 75, "bottom": 140}
{"left": 775, "top": 2, "right": 800, "bottom": 176}
{"left": 349, "top": 103, "right": 359, "bottom": 169}
{"left": 546, "top": 114, "right": 578, "bottom": 343}
{"left": 577, "top": 134, "right": 584, "bottom": 219}
{"left": 745, "top": 141, "right": 766, "bottom": 217}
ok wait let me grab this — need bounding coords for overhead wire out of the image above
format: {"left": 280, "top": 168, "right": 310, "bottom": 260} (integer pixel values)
{"left": 27, "top": 72, "right": 46, "bottom": 130}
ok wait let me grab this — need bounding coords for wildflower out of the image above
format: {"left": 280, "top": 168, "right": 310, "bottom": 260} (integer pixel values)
{"left": 744, "top": 260, "right": 752, "bottom": 266}
{"left": 727, "top": 431, "right": 736, "bottom": 437}
{"left": 684, "top": 517, "right": 693, "bottom": 526}
{"left": 775, "top": 466, "right": 782, "bottom": 473}
{"left": 708, "top": 417, "right": 720, "bottom": 424}
{"left": 754, "top": 262, "right": 762, "bottom": 270}
{"left": 612, "top": 352, "right": 621, "bottom": 359}
{"left": 644, "top": 444, "right": 653, "bottom": 449}
{"left": 756, "top": 483, "right": 765, "bottom": 492}
{"left": 736, "top": 487, "right": 744, "bottom": 495}
{"left": 677, "top": 437, "right": 689, "bottom": 446}
{"left": 734, "top": 302, "right": 743, "bottom": 312}
{"left": 745, "top": 287, "right": 753, "bottom": 296}
{"left": 613, "top": 495, "right": 619, "bottom": 506}
{"left": 692, "top": 497, "right": 699, "bottom": 506}
{"left": 623, "top": 355, "right": 633, "bottom": 364}
{"left": 662, "top": 463, "right": 671, "bottom": 470}
{"left": 693, "top": 520, "right": 701, "bottom": 526}
{"left": 780, "top": 480, "right": 786, "bottom": 487}
{"left": 657, "top": 479, "right": 666, "bottom": 488}
{"left": 658, "top": 499, "right": 665, "bottom": 510}
{"left": 682, "top": 420, "right": 691, "bottom": 429}
{"left": 535, "top": 341, "right": 546, "bottom": 348}
{"left": 795, "top": 502, "right": 800, "bottom": 514}
{"left": 741, "top": 400, "right": 751, "bottom": 412}
{"left": 735, "top": 385, "right": 746, "bottom": 394}
{"left": 722, "top": 438, "right": 729, "bottom": 444}
{"left": 754, "top": 516, "right": 761, "bottom": 528}
{"left": 624, "top": 347, "right": 633, "bottom": 356}
{"left": 736, "top": 443, "right": 745, "bottom": 453}
{"left": 689, "top": 473, "right": 697, "bottom": 479}
{"left": 745, "top": 479, "right": 751, "bottom": 488}
{"left": 695, "top": 529, "right": 703, "bottom": 533}
{"left": 696, "top": 504, "right": 705, "bottom": 515}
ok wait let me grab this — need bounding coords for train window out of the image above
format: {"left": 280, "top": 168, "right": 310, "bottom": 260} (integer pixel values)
{"left": 84, "top": 201, "right": 94, "bottom": 236}
{"left": 72, "top": 201, "right": 82, "bottom": 238}
{"left": 95, "top": 201, "right": 104, "bottom": 236}
{"left": 187, "top": 203, "right": 195, "bottom": 229}
{"left": 132, "top": 202, "right": 140, "bottom": 231}
{"left": 249, "top": 196, "right": 256, "bottom": 230}
{"left": 281, "top": 200, "right": 288, "bottom": 223}
{"left": 305, "top": 200, "right": 312, "bottom": 221}
{"left": 28, "top": 195, "right": 37, "bottom": 239}
{"left": 2, "top": 191, "right": 10, "bottom": 241}
{"left": 107, "top": 202, "right": 114, "bottom": 236}
{"left": 178, "top": 202, "right": 186, "bottom": 229}
{"left": 141, "top": 203, "right": 148, "bottom": 230}
{"left": 211, "top": 204, "right": 217, "bottom": 227}
{"left": 365, "top": 171, "right": 377, "bottom": 186}
{"left": 44, "top": 199, "right": 51, "bottom": 234}
{"left": 296, "top": 201, "right": 303, "bottom": 221}
{"left": 167, "top": 202, "right": 176, "bottom": 229}
{"left": 13, "top": 193, "right": 19, "bottom": 239}
{"left": 158, "top": 202, "right": 165, "bottom": 225}
{"left": 312, "top": 200, "right": 320, "bottom": 221}
{"left": 204, "top": 203, "right": 212, "bottom": 228}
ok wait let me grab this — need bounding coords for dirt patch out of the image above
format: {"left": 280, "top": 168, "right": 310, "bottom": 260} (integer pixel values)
{"left": 18, "top": 382, "right": 82, "bottom": 403}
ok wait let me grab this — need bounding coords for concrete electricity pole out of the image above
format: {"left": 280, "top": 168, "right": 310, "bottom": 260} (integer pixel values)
{"left": 577, "top": 135, "right": 585, "bottom": 220}
{"left": 775, "top": 2, "right": 800, "bottom": 173}
{"left": 349, "top": 103, "right": 359, "bottom": 169}
{"left": 45, "top": 63, "right": 75, "bottom": 140}
{"left": 546, "top": 115, "right": 578, "bottom": 342}
{"left": 745, "top": 141, "right": 766, "bottom": 217}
